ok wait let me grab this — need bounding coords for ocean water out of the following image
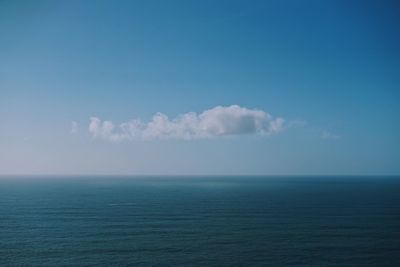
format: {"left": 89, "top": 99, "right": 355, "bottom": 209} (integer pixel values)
{"left": 0, "top": 176, "right": 399, "bottom": 266}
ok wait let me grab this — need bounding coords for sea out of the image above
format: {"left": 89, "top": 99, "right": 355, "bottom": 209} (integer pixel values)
{"left": 0, "top": 176, "right": 399, "bottom": 266}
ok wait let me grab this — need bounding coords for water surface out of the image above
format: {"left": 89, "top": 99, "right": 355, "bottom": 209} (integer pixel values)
{"left": 1, "top": 176, "right": 399, "bottom": 266}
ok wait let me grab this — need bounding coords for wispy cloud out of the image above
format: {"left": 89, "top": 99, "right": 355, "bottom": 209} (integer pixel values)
{"left": 89, "top": 105, "right": 285, "bottom": 141}
{"left": 321, "top": 130, "right": 340, "bottom": 140}
{"left": 71, "top": 121, "right": 78, "bottom": 134}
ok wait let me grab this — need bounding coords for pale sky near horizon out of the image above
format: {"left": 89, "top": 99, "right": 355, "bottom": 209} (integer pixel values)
{"left": 1, "top": 0, "right": 399, "bottom": 175}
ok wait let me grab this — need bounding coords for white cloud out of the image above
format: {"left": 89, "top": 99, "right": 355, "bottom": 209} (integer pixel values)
{"left": 321, "top": 130, "right": 340, "bottom": 140}
{"left": 71, "top": 121, "right": 78, "bottom": 134}
{"left": 89, "top": 105, "right": 285, "bottom": 141}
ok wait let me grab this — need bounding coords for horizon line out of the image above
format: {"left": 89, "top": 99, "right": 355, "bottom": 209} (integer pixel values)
{"left": 0, "top": 174, "right": 399, "bottom": 178}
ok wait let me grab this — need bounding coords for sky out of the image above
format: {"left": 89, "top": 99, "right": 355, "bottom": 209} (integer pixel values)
{"left": 0, "top": 0, "right": 399, "bottom": 175}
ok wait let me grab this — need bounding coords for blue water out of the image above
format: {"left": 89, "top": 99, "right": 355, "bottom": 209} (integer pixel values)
{"left": 0, "top": 176, "right": 399, "bottom": 266}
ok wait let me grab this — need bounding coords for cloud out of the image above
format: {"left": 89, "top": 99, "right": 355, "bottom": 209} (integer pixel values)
{"left": 71, "top": 121, "right": 78, "bottom": 134}
{"left": 321, "top": 130, "right": 340, "bottom": 140}
{"left": 286, "top": 119, "right": 307, "bottom": 128}
{"left": 89, "top": 105, "right": 285, "bottom": 141}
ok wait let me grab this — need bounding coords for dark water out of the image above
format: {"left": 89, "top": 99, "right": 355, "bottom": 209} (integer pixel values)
{"left": 0, "top": 176, "right": 399, "bottom": 266}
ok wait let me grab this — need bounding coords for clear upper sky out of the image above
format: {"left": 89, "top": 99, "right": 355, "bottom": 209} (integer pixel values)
{"left": 1, "top": 0, "right": 399, "bottom": 175}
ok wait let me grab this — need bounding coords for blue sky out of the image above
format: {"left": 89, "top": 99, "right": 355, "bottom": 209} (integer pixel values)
{"left": 1, "top": 0, "right": 399, "bottom": 175}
